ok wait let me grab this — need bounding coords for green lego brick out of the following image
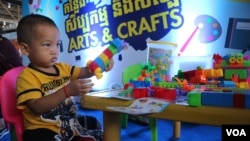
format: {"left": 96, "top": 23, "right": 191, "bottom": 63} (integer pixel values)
{"left": 221, "top": 60, "right": 229, "bottom": 67}
{"left": 187, "top": 89, "right": 202, "bottom": 107}
{"left": 154, "top": 82, "right": 180, "bottom": 88}
{"left": 108, "top": 44, "right": 118, "bottom": 54}
{"left": 243, "top": 60, "right": 250, "bottom": 67}
{"left": 224, "top": 69, "right": 248, "bottom": 79}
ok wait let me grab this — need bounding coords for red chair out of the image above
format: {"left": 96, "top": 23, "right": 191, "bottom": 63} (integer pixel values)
{"left": 0, "top": 66, "right": 25, "bottom": 141}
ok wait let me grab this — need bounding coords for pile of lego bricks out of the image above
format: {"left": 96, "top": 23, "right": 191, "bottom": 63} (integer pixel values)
{"left": 188, "top": 87, "right": 250, "bottom": 109}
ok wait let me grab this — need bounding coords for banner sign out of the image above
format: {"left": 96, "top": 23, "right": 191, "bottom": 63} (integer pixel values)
{"left": 63, "top": 0, "right": 183, "bottom": 53}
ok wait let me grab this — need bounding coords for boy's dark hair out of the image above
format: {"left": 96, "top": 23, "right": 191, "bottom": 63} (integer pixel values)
{"left": 16, "top": 14, "right": 58, "bottom": 44}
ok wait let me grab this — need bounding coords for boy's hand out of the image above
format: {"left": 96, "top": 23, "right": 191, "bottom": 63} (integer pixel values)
{"left": 105, "top": 58, "right": 114, "bottom": 72}
{"left": 66, "top": 79, "right": 94, "bottom": 96}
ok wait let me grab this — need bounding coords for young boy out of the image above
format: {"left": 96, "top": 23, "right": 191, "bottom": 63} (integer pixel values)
{"left": 16, "top": 14, "right": 114, "bottom": 141}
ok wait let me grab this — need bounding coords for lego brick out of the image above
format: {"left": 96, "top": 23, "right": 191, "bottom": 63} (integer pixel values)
{"left": 224, "top": 69, "right": 247, "bottom": 79}
{"left": 103, "top": 49, "right": 114, "bottom": 59}
{"left": 232, "top": 88, "right": 250, "bottom": 94}
{"left": 222, "top": 81, "right": 236, "bottom": 88}
{"left": 187, "top": 90, "right": 202, "bottom": 107}
{"left": 151, "top": 87, "right": 176, "bottom": 101}
{"left": 245, "top": 94, "right": 250, "bottom": 108}
{"left": 154, "top": 81, "right": 180, "bottom": 88}
{"left": 243, "top": 61, "right": 250, "bottom": 67}
{"left": 233, "top": 94, "right": 245, "bottom": 108}
{"left": 99, "top": 54, "right": 109, "bottom": 66}
{"left": 95, "top": 57, "right": 106, "bottom": 71}
{"left": 201, "top": 91, "right": 233, "bottom": 107}
{"left": 130, "top": 80, "right": 152, "bottom": 88}
{"left": 132, "top": 88, "right": 149, "bottom": 99}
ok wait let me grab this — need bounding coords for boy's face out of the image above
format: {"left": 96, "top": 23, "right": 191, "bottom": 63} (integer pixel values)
{"left": 26, "top": 24, "right": 61, "bottom": 68}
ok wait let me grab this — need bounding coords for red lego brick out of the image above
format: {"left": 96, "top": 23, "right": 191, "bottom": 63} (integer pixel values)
{"left": 132, "top": 88, "right": 149, "bottom": 99}
{"left": 233, "top": 93, "right": 245, "bottom": 108}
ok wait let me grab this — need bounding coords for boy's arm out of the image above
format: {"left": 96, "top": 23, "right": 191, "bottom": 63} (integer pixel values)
{"left": 26, "top": 78, "right": 93, "bottom": 115}
{"left": 25, "top": 88, "right": 69, "bottom": 114}
{"left": 79, "top": 67, "right": 94, "bottom": 78}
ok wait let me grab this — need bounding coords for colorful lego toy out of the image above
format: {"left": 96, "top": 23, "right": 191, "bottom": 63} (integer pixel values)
{"left": 174, "top": 67, "right": 223, "bottom": 85}
{"left": 213, "top": 53, "right": 250, "bottom": 88}
{"left": 118, "top": 62, "right": 178, "bottom": 101}
{"left": 118, "top": 52, "right": 250, "bottom": 109}
{"left": 187, "top": 53, "right": 250, "bottom": 109}
{"left": 87, "top": 38, "right": 128, "bottom": 79}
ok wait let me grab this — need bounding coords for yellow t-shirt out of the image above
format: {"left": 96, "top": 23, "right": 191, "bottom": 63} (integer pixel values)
{"left": 17, "top": 62, "right": 93, "bottom": 140}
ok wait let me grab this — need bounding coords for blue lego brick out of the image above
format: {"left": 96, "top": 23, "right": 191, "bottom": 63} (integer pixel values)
{"left": 144, "top": 81, "right": 152, "bottom": 87}
{"left": 245, "top": 94, "right": 250, "bottom": 108}
{"left": 223, "top": 81, "right": 236, "bottom": 88}
{"left": 130, "top": 80, "right": 152, "bottom": 88}
{"left": 201, "top": 91, "right": 234, "bottom": 107}
{"left": 110, "top": 38, "right": 124, "bottom": 52}
{"left": 95, "top": 57, "right": 106, "bottom": 71}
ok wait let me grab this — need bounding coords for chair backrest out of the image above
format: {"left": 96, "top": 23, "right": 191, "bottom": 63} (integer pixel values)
{"left": 0, "top": 66, "right": 25, "bottom": 141}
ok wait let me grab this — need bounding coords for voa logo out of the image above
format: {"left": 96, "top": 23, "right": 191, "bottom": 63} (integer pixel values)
{"left": 226, "top": 129, "right": 247, "bottom": 136}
